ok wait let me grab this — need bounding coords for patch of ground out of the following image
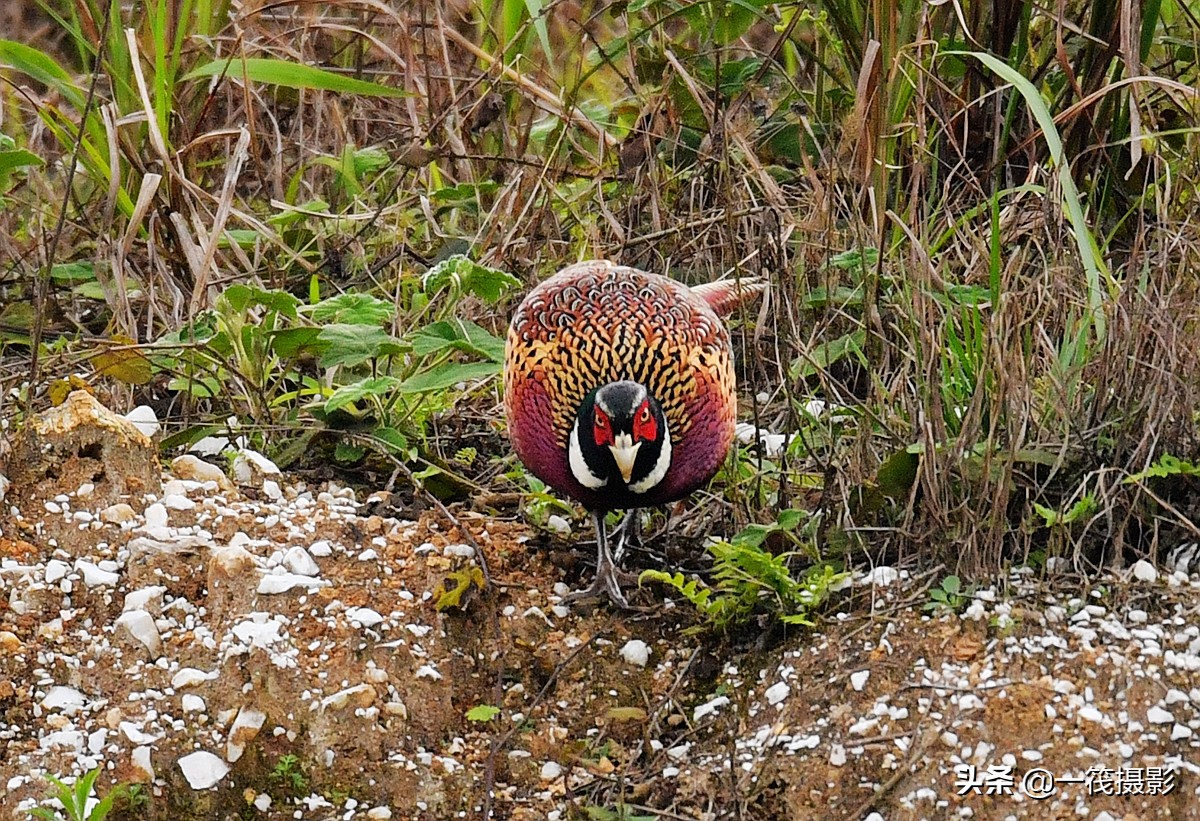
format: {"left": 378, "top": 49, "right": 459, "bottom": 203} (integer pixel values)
{"left": 1, "top": 398, "right": 1199, "bottom": 820}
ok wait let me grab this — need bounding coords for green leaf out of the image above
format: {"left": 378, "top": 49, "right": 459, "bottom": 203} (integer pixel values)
{"left": 409, "top": 320, "right": 505, "bottom": 362}
{"left": 941, "top": 575, "right": 961, "bottom": 596}
{"left": 324, "top": 376, "right": 400, "bottom": 413}
{"left": 422, "top": 255, "right": 521, "bottom": 303}
{"left": 371, "top": 427, "right": 408, "bottom": 454}
{"left": 218, "top": 284, "right": 300, "bottom": 318}
{"left": 317, "top": 324, "right": 407, "bottom": 368}
{"left": 397, "top": 361, "right": 499, "bottom": 393}
{"left": 334, "top": 442, "right": 365, "bottom": 463}
{"left": 0, "top": 147, "right": 43, "bottom": 175}
{"left": 269, "top": 327, "right": 323, "bottom": 359}
{"left": 307, "top": 292, "right": 395, "bottom": 325}
{"left": 792, "top": 329, "right": 867, "bottom": 379}
{"left": 0, "top": 40, "right": 84, "bottom": 109}
{"left": 466, "top": 704, "right": 502, "bottom": 722}
{"left": 185, "top": 58, "right": 410, "bottom": 97}
{"left": 876, "top": 448, "right": 920, "bottom": 500}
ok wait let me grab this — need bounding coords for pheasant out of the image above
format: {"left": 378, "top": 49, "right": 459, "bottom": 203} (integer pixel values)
{"left": 503, "top": 259, "right": 765, "bottom": 606}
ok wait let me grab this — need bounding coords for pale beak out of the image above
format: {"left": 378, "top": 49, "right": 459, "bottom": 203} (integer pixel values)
{"left": 610, "top": 437, "right": 641, "bottom": 484}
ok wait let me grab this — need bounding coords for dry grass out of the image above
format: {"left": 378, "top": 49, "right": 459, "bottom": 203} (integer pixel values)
{"left": 2, "top": 0, "right": 1200, "bottom": 578}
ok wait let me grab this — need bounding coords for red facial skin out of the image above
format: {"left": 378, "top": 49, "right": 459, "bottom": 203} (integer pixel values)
{"left": 593, "top": 407, "right": 614, "bottom": 447}
{"left": 632, "top": 399, "right": 658, "bottom": 443}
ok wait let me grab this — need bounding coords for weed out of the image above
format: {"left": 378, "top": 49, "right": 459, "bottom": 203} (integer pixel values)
{"left": 642, "top": 511, "right": 848, "bottom": 631}
{"left": 924, "top": 576, "right": 973, "bottom": 614}
{"left": 28, "top": 768, "right": 140, "bottom": 821}
{"left": 268, "top": 754, "right": 309, "bottom": 800}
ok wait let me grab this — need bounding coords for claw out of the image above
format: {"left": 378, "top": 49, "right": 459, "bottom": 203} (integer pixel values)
{"left": 611, "top": 511, "right": 643, "bottom": 563}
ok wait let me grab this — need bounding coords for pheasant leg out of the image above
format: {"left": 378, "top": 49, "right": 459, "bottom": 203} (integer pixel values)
{"left": 612, "top": 511, "right": 643, "bottom": 563}
{"left": 563, "top": 512, "right": 636, "bottom": 608}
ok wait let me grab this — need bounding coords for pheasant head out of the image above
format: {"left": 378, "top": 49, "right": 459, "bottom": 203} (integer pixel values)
{"left": 568, "top": 381, "right": 672, "bottom": 494}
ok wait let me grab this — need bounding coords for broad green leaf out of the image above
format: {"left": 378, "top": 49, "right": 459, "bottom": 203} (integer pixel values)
{"left": 324, "top": 376, "right": 400, "bottom": 414}
{"left": 0, "top": 147, "right": 43, "bottom": 175}
{"left": 397, "top": 361, "right": 498, "bottom": 393}
{"left": 334, "top": 442, "right": 365, "bottom": 463}
{"left": 316, "top": 324, "right": 407, "bottom": 368}
{"left": 371, "top": 427, "right": 408, "bottom": 453}
{"left": 876, "top": 448, "right": 920, "bottom": 499}
{"left": 308, "top": 292, "right": 395, "bottom": 325}
{"left": 50, "top": 261, "right": 96, "bottom": 282}
{"left": 466, "top": 704, "right": 501, "bottom": 722}
{"left": 269, "top": 327, "right": 323, "bottom": 359}
{"left": 409, "top": 320, "right": 505, "bottom": 362}
{"left": 792, "top": 329, "right": 867, "bottom": 379}
{"left": 185, "top": 58, "right": 410, "bottom": 97}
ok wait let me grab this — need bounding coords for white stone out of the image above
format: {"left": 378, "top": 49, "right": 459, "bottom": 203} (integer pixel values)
{"left": 1172, "top": 723, "right": 1193, "bottom": 741}
{"left": 540, "top": 761, "right": 563, "bottom": 780}
{"left": 131, "top": 746, "right": 154, "bottom": 781}
{"left": 172, "top": 667, "right": 218, "bottom": 689}
{"left": 171, "top": 455, "right": 231, "bottom": 489}
{"left": 346, "top": 607, "right": 385, "bottom": 628}
{"left": 115, "top": 610, "right": 163, "bottom": 657}
{"left": 262, "top": 480, "right": 282, "bottom": 501}
{"left": 765, "top": 681, "right": 791, "bottom": 706}
{"left": 125, "top": 405, "right": 160, "bottom": 437}
{"left": 41, "top": 686, "right": 87, "bottom": 715}
{"left": 178, "top": 751, "right": 229, "bottom": 789}
{"left": 182, "top": 694, "right": 206, "bottom": 713}
{"left": 283, "top": 546, "right": 320, "bottom": 577}
{"left": 850, "top": 670, "right": 870, "bottom": 691}
{"left": 233, "top": 449, "right": 281, "bottom": 487}
{"left": 254, "top": 794, "right": 271, "bottom": 811}
{"left": 119, "top": 722, "right": 161, "bottom": 745}
{"left": 1147, "top": 705, "right": 1175, "bottom": 724}
{"left": 366, "top": 808, "right": 392, "bottom": 820}
{"left": 546, "top": 515, "right": 571, "bottom": 536}
{"left": 693, "top": 695, "right": 730, "bottom": 722}
{"left": 864, "top": 567, "right": 899, "bottom": 587}
{"left": 829, "top": 744, "right": 847, "bottom": 766}
{"left": 142, "top": 502, "right": 169, "bottom": 533}
{"left": 100, "top": 503, "right": 136, "bottom": 524}
{"left": 75, "top": 559, "right": 119, "bottom": 587}
{"left": 161, "top": 494, "right": 195, "bottom": 511}
{"left": 226, "top": 707, "right": 267, "bottom": 762}
{"left": 415, "top": 665, "right": 442, "bottom": 681}
{"left": 619, "top": 640, "right": 650, "bottom": 668}
{"left": 1131, "top": 559, "right": 1159, "bottom": 583}
{"left": 257, "top": 572, "right": 330, "bottom": 595}
{"left": 44, "top": 560, "right": 69, "bottom": 584}
{"left": 123, "top": 585, "right": 166, "bottom": 614}
{"left": 309, "top": 540, "right": 333, "bottom": 557}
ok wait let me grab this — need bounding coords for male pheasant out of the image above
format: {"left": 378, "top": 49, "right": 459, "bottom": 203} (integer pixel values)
{"left": 504, "top": 259, "right": 764, "bottom": 606}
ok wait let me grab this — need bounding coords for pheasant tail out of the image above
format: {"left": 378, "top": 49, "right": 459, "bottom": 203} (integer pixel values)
{"left": 688, "top": 277, "right": 767, "bottom": 317}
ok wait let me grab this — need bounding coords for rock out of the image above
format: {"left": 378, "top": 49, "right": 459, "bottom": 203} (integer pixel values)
{"left": 540, "top": 761, "right": 562, "bottom": 780}
{"left": 321, "top": 684, "right": 375, "bottom": 711}
{"left": 124, "top": 405, "right": 160, "bottom": 438}
{"left": 346, "top": 607, "right": 385, "bottom": 628}
{"left": 9, "top": 390, "right": 161, "bottom": 507}
{"left": 1147, "top": 705, "right": 1175, "bottom": 724}
{"left": 765, "top": 682, "right": 790, "bottom": 706}
{"left": 181, "top": 694, "right": 206, "bottom": 713}
{"left": 283, "top": 546, "right": 320, "bottom": 576}
{"left": 130, "top": 746, "right": 155, "bottom": 782}
{"left": 619, "top": 639, "right": 649, "bottom": 668}
{"left": 226, "top": 707, "right": 267, "bottom": 762}
{"left": 41, "top": 686, "right": 87, "bottom": 715}
{"left": 178, "top": 750, "right": 229, "bottom": 790}
{"left": 232, "top": 449, "right": 281, "bottom": 488}
{"left": 123, "top": 585, "right": 166, "bottom": 614}
{"left": 172, "top": 668, "right": 219, "bottom": 689}
{"left": 209, "top": 546, "right": 257, "bottom": 580}
{"left": 115, "top": 610, "right": 163, "bottom": 657}
{"left": 171, "top": 455, "right": 235, "bottom": 492}
{"left": 100, "top": 503, "right": 136, "bottom": 524}
{"left": 75, "top": 559, "right": 119, "bottom": 587}
{"left": 257, "top": 572, "right": 330, "bottom": 595}
{"left": 119, "top": 721, "right": 160, "bottom": 745}
{"left": 850, "top": 670, "right": 870, "bottom": 691}
{"left": 44, "top": 559, "right": 69, "bottom": 584}
{"left": 1131, "top": 559, "right": 1159, "bottom": 583}
{"left": 141, "top": 502, "right": 169, "bottom": 536}
{"left": 0, "top": 631, "right": 22, "bottom": 654}
{"left": 546, "top": 515, "right": 571, "bottom": 536}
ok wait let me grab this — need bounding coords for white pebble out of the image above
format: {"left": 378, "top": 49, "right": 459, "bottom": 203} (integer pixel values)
{"left": 178, "top": 751, "right": 229, "bottom": 790}
{"left": 619, "top": 640, "right": 650, "bottom": 668}
{"left": 850, "top": 670, "right": 870, "bottom": 691}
